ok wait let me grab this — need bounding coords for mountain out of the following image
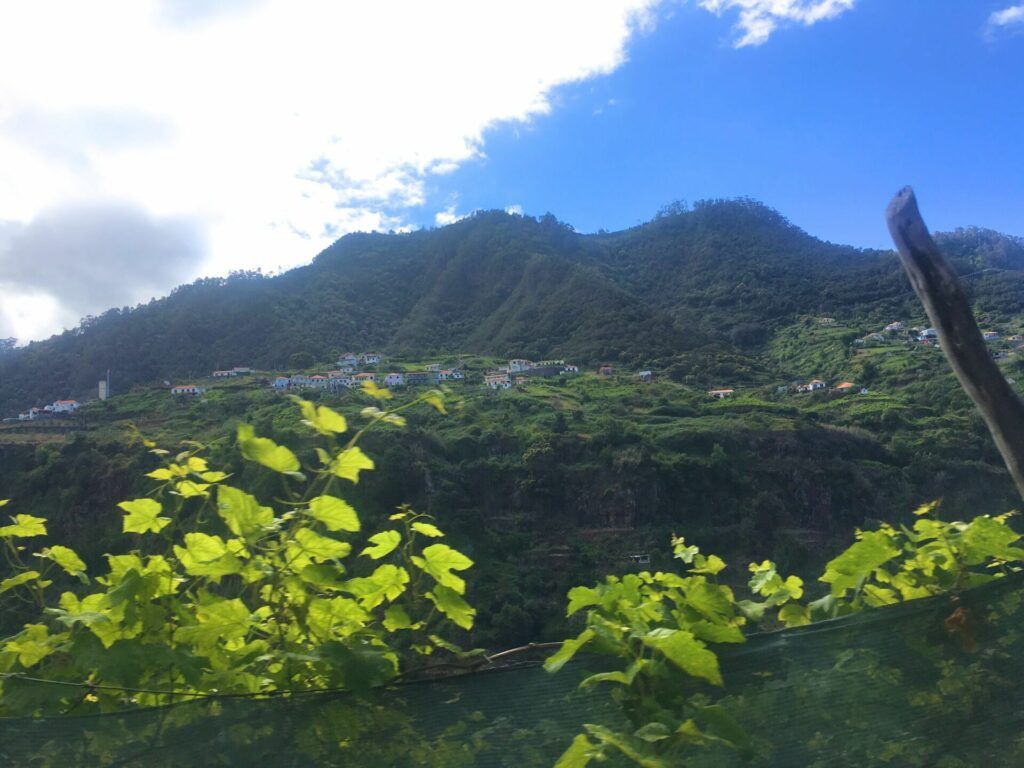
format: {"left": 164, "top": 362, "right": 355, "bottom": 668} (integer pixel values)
{"left": 2, "top": 199, "right": 1022, "bottom": 416}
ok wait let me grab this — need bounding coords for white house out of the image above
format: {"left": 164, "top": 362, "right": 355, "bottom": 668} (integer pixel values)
{"left": 338, "top": 353, "right": 359, "bottom": 368}
{"left": 485, "top": 372, "right": 512, "bottom": 390}
{"left": 353, "top": 372, "right": 377, "bottom": 385}
{"left": 983, "top": 331, "right": 1001, "bottom": 341}
{"left": 384, "top": 372, "right": 405, "bottom": 388}
{"left": 329, "top": 376, "right": 354, "bottom": 391}
{"left": 171, "top": 385, "right": 206, "bottom": 396}
{"left": 561, "top": 364, "right": 579, "bottom": 375}
{"left": 212, "top": 370, "right": 236, "bottom": 378}
{"left": 273, "top": 377, "right": 290, "bottom": 390}
{"left": 707, "top": 389, "right": 734, "bottom": 399}
{"left": 309, "top": 375, "right": 329, "bottom": 388}
{"left": 18, "top": 407, "right": 43, "bottom": 421}
{"left": 796, "top": 379, "right": 826, "bottom": 393}
{"left": 450, "top": 369, "right": 465, "bottom": 380}
{"left": 884, "top": 321, "right": 904, "bottom": 333}
{"left": 638, "top": 370, "right": 653, "bottom": 382}
{"left": 290, "top": 375, "right": 313, "bottom": 389}
{"left": 51, "top": 399, "right": 79, "bottom": 413}
{"left": 919, "top": 328, "right": 938, "bottom": 340}
{"left": 359, "top": 353, "right": 382, "bottom": 365}
{"left": 508, "top": 359, "right": 533, "bottom": 373}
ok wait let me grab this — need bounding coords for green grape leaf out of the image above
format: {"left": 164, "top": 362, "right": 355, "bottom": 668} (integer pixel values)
{"left": 411, "top": 521, "right": 444, "bottom": 538}
{"left": 292, "top": 528, "right": 351, "bottom": 562}
{"left": 317, "top": 639, "right": 398, "bottom": 691}
{"left": 360, "top": 380, "right": 393, "bottom": 400}
{"left": 690, "top": 554, "right": 726, "bottom": 575}
{"left": 360, "top": 530, "right": 401, "bottom": 560}
{"left": 296, "top": 399, "right": 349, "bottom": 436}
{"left": 174, "top": 533, "right": 244, "bottom": 579}
{"left": 634, "top": 723, "right": 671, "bottom": 743}
{"left": 642, "top": 629, "right": 722, "bottom": 686}
{"left": 118, "top": 499, "right": 171, "bottom": 534}
{"left": 382, "top": 604, "right": 417, "bottom": 631}
{"left": 778, "top": 603, "right": 811, "bottom": 627}
{"left": 554, "top": 734, "right": 597, "bottom": 768}
{"left": 306, "top": 597, "right": 368, "bottom": 640}
{"left": 566, "top": 586, "right": 602, "bottom": 615}
{"left": 961, "top": 515, "right": 1024, "bottom": 565}
{"left": 175, "top": 480, "right": 211, "bottom": 498}
{"left": 40, "top": 545, "right": 87, "bottom": 577}
{"left": 4, "top": 624, "right": 57, "bottom": 667}
{"left": 307, "top": 495, "right": 360, "bottom": 532}
{"left": 0, "top": 570, "right": 41, "bottom": 595}
{"left": 821, "top": 530, "right": 900, "bottom": 595}
{"left": 146, "top": 468, "right": 174, "bottom": 480}
{"left": 343, "top": 564, "right": 410, "bottom": 609}
{"left": 0, "top": 514, "right": 47, "bottom": 538}
{"left": 237, "top": 424, "right": 300, "bottom": 473}
{"left": 544, "top": 628, "right": 595, "bottom": 672}
{"left": 331, "top": 447, "right": 375, "bottom": 483}
{"left": 173, "top": 597, "right": 253, "bottom": 647}
{"left": 425, "top": 584, "right": 476, "bottom": 630}
{"left": 687, "top": 620, "right": 745, "bottom": 644}
{"left": 410, "top": 543, "right": 473, "bottom": 594}
{"left": 217, "top": 485, "right": 274, "bottom": 540}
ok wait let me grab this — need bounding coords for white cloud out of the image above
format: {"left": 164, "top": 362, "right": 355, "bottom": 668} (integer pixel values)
{"left": 435, "top": 205, "right": 465, "bottom": 226}
{"left": 698, "top": 0, "right": 855, "bottom": 47}
{"left": 0, "top": 0, "right": 666, "bottom": 340}
{"left": 505, "top": 204, "right": 524, "bottom": 216}
{"left": 0, "top": 0, "right": 855, "bottom": 341}
{"left": 988, "top": 4, "right": 1024, "bottom": 32}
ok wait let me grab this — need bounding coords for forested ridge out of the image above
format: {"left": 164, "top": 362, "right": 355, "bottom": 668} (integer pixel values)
{"left": 4, "top": 198, "right": 1023, "bottom": 417}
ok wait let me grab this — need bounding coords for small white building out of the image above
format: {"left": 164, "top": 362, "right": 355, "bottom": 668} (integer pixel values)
{"left": 485, "top": 372, "right": 512, "bottom": 390}
{"left": 171, "top": 385, "right": 206, "bottom": 396}
{"left": 51, "top": 399, "right": 79, "bottom": 413}
{"left": 707, "top": 389, "right": 734, "bottom": 399}
{"left": 919, "top": 328, "right": 938, "bottom": 340}
{"left": 359, "top": 353, "right": 382, "bottom": 365}
{"left": 18, "top": 407, "right": 43, "bottom": 421}
{"left": 638, "top": 370, "right": 653, "bottom": 382}
{"left": 273, "top": 377, "right": 290, "bottom": 390}
{"left": 983, "top": 331, "right": 1001, "bottom": 342}
{"left": 338, "top": 353, "right": 359, "bottom": 368}
{"left": 329, "top": 376, "right": 354, "bottom": 391}
{"left": 561, "top": 364, "right": 579, "bottom": 375}
{"left": 353, "top": 372, "right": 377, "bottom": 385}
{"left": 508, "top": 359, "right": 533, "bottom": 373}
{"left": 884, "top": 321, "right": 904, "bottom": 333}
{"left": 212, "top": 370, "right": 236, "bottom": 378}
{"left": 309, "top": 375, "right": 329, "bottom": 389}
{"left": 384, "top": 372, "right": 406, "bottom": 388}
{"left": 290, "top": 375, "right": 313, "bottom": 389}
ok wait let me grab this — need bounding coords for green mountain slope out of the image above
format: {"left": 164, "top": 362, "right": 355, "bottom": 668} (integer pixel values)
{"left": 1, "top": 200, "right": 1022, "bottom": 418}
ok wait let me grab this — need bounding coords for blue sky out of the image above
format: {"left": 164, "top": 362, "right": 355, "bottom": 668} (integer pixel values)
{"left": 1, "top": 0, "right": 1022, "bottom": 341}
{"left": 423, "top": 0, "right": 1024, "bottom": 249}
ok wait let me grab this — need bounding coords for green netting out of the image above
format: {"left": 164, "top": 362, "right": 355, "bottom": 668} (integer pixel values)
{"left": 2, "top": 573, "right": 1023, "bottom": 767}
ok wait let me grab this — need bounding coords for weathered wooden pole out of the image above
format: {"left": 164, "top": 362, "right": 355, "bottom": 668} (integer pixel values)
{"left": 886, "top": 186, "right": 1024, "bottom": 500}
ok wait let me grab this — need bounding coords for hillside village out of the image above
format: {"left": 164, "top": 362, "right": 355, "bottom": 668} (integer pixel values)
{"left": 6, "top": 315, "right": 1024, "bottom": 422}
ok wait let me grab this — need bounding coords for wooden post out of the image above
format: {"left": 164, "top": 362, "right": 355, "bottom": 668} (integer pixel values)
{"left": 886, "top": 186, "right": 1024, "bottom": 500}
